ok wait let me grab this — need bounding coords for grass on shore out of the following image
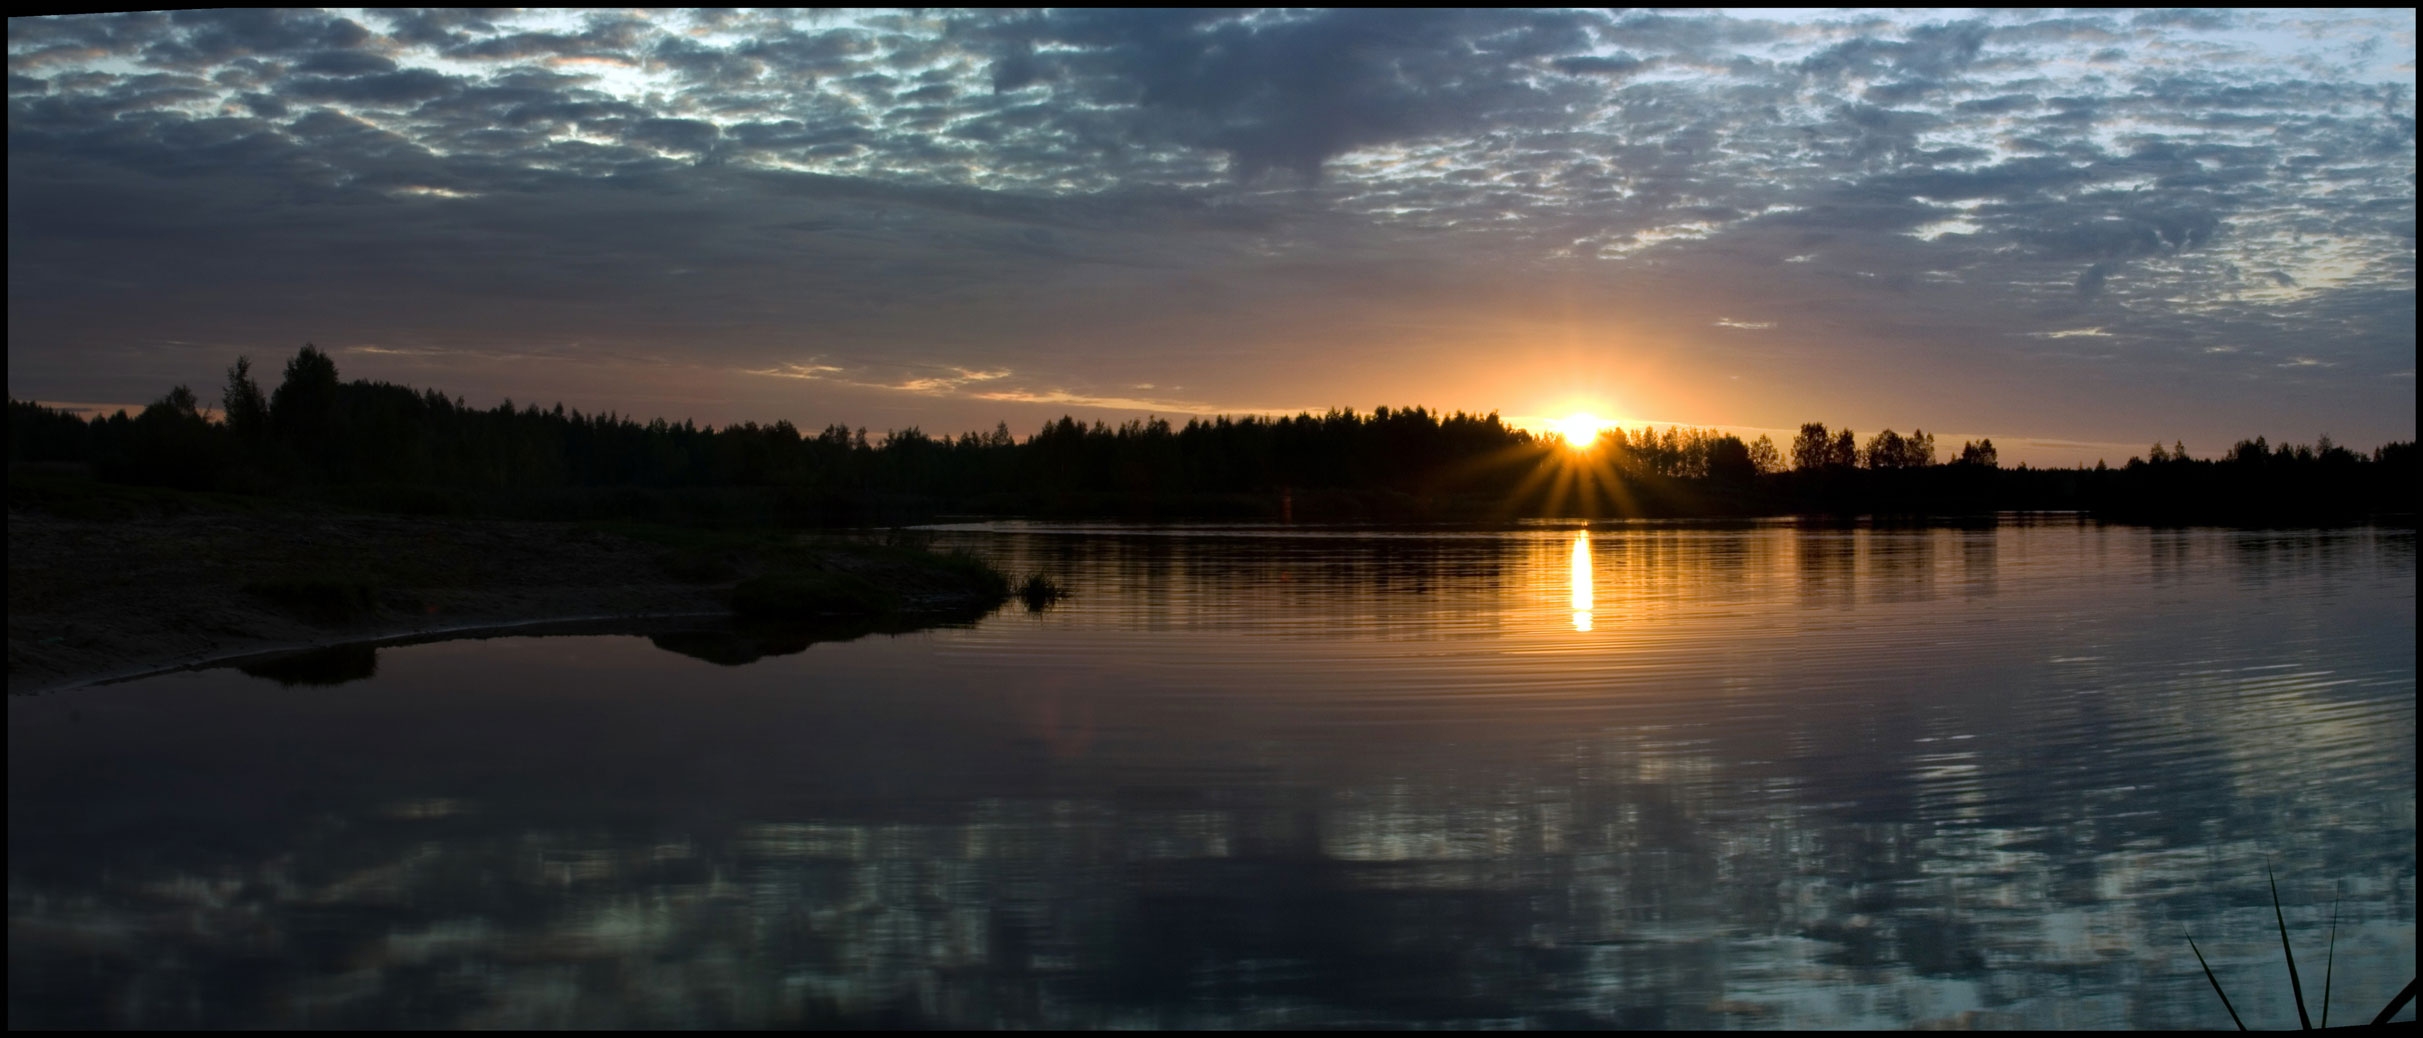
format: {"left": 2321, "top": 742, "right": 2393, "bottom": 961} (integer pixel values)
{"left": 593, "top": 522, "right": 1014, "bottom": 620}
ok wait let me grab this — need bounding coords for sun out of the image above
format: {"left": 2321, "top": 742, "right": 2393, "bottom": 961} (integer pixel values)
{"left": 1554, "top": 412, "right": 1608, "bottom": 449}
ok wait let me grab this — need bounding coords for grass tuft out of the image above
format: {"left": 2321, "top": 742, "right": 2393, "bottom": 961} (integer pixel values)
{"left": 2189, "top": 865, "right": 2416, "bottom": 1029}
{"left": 1016, "top": 573, "right": 1068, "bottom": 612}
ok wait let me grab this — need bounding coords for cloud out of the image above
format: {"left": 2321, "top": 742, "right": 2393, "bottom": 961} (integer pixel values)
{"left": 746, "top": 362, "right": 846, "bottom": 381}
{"left": 291, "top": 49, "right": 396, "bottom": 77}
{"left": 137, "top": 9, "right": 371, "bottom": 69}
{"left": 972, "top": 387, "right": 1225, "bottom": 415}
{"left": 3, "top": 8, "right": 2412, "bottom": 457}
{"left": 627, "top": 117, "right": 719, "bottom": 154}
{"left": 2076, "top": 262, "right": 2114, "bottom": 298}
{"left": 893, "top": 368, "right": 1010, "bottom": 394}
{"left": 951, "top": 8, "right": 1606, "bottom": 180}
{"left": 279, "top": 68, "right": 462, "bottom": 106}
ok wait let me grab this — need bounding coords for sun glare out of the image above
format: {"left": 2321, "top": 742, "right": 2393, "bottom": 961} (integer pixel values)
{"left": 1555, "top": 412, "right": 1607, "bottom": 449}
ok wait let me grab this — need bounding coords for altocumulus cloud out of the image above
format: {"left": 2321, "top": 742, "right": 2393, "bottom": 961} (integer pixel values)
{"left": 6, "top": 8, "right": 2413, "bottom": 458}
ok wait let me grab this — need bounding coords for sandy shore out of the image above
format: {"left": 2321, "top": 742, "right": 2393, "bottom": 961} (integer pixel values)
{"left": 6, "top": 508, "right": 994, "bottom": 695}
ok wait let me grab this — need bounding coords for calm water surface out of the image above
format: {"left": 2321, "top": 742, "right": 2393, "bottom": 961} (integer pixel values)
{"left": 9, "top": 519, "right": 2416, "bottom": 1028}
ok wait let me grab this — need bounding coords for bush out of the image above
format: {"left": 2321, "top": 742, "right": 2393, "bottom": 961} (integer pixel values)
{"left": 1016, "top": 573, "right": 1068, "bottom": 611}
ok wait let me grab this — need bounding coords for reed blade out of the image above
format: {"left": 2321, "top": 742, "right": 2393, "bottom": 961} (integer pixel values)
{"left": 2270, "top": 865, "right": 2312, "bottom": 1029}
{"left": 2320, "top": 894, "right": 2337, "bottom": 1029}
{"left": 2187, "top": 930, "right": 2249, "bottom": 1031}
{"left": 2375, "top": 978, "right": 2416, "bottom": 1026}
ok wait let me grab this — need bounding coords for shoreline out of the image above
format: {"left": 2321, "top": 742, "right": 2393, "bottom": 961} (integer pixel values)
{"left": 7, "top": 506, "right": 1010, "bottom": 695}
{"left": 14, "top": 610, "right": 735, "bottom": 697}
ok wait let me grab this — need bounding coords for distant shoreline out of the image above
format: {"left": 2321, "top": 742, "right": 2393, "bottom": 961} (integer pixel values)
{"left": 11, "top": 480, "right": 2412, "bottom": 694}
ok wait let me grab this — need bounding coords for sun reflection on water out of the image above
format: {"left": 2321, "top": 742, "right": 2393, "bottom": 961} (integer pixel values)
{"left": 1569, "top": 530, "right": 1593, "bottom": 631}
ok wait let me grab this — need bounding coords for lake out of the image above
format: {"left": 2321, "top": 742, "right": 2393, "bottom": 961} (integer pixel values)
{"left": 8, "top": 518, "right": 2415, "bottom": 1028}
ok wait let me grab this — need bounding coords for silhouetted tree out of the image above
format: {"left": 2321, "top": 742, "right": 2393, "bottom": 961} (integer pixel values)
{"left": 1791, "top": 423, "right": 1830, "bottom": 471}
{"left": 1747, "top": 434, "right": 1782, "bottom": 474}
{"left": 268, "top": 343, "right": 343, "bottom": 477}
{"left": 156, "top": 384, "right": 202, "bottom": 422}
{"left": 1706, "top": 435, "right": 1755, "bottom": 484}
{"left": 1828, "top": 428, "right": 1857, "bottom": 469}
{"left": 1863, "top": 428, "right": 1907, "bottom": 470}
{"left": 221, "top": 356, "right": 268, "bottom": 441}
{"left": 22, "top": 345, "right": 2413, "bottom": 525}
{"left": 1902, "top": 429, "right": 1935, "bottom": 468}
{"left": 270, "top": 345, "right": 337, "bottom": 430}
{"left": 7, "top": 398, "right": 96, "bottom": 465}
{"left": 121, "top": 384, "right": 220, "bottom": 489}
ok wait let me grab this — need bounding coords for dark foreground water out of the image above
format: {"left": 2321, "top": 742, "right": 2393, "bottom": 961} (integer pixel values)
{"left": 9, "top": 519, "right": 2415, "bottom": 1028}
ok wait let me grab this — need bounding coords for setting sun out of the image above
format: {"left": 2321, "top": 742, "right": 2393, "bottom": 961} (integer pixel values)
{"left": 1554, "top": 412, "right": 1608, "bottom": 449}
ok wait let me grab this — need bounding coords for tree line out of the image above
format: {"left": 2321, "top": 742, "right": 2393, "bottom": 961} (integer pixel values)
{"left": 7, "top": 345, "right": 2413, "bottom": 524}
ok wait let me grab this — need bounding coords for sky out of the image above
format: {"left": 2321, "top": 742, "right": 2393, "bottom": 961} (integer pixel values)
{"left": 7, "top": 8, "right": 2415, "bottom": 465}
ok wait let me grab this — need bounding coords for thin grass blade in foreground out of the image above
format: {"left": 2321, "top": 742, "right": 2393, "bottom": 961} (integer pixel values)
{"left": 2320, "top": 894, "right": 2337, "bottom": 1029}
{"left": 2269, "top": 866, "right": 2312, "bottom": 1029}
{"left": 2377, "top": 978, "right": 2417, "bottom": 1026}
{"left": 2187, "top": 930, "right": 2249, "bottom": 1031}
{"left": 2190, "top": 868, "right": 2414, "bottom": 1029}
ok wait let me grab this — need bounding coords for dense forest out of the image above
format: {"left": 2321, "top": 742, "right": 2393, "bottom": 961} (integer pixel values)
{"left": 8, "top": 345, "right": 2415, "bottom": 524}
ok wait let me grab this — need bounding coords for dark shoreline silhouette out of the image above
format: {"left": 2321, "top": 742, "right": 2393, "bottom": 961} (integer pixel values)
{"left": 219, "top": 611, "right": 987, "bottom": 689}
{"left": 10, "top": 345, "right": 2414, "bottom": 526}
